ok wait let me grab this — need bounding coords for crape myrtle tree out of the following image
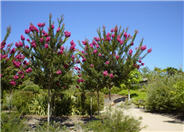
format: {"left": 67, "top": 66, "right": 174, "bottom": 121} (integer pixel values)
{"left": 17, "top": 14, "right": 76, "bottom": 125}
{"left": 78, "top": 26, "right": 152, "bottom": 107}
{"left": 0, "top": 27, "right": 31, "bottom": 107}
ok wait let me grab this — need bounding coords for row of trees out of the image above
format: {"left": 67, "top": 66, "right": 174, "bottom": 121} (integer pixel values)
{"left": 1, "top": 14, "right": 152, "bottom": 125}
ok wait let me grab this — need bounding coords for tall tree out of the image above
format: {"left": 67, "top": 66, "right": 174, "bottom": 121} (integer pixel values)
{"left": 18, "top": 14, "right": 76, "bottom": 125}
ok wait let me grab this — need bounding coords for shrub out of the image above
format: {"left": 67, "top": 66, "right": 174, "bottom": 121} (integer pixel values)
{"left": 28, "top": 90, "right": 48, "bottom": 115}
{"left": 11, "top": 90, "right": 33, "bottom": 114}
{"left": 1, "top": 112, "right": 28, "bottom": 132}
{"left": 146, "top": 74, "right": 184, "bottom": 113}
{"left": 82, "top": 108, "right": 142, "bottom": 132}
{"left": 74, "top": 91, "right": 104, "bottom": 115}
{"left": 52, "top": 92, "right": 73, "bottom": 116}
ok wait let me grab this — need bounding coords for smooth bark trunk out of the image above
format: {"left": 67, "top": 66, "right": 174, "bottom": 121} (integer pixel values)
{"left": 97, "top": 91, "right": 100, "bottom": 115}
{"left": 90, "top": 96, "right": 93, "bottom": 118}
{"left": 47, "top": 87, "right": 51, "bottom": 126}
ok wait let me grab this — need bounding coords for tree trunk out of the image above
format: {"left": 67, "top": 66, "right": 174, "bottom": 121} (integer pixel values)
{"left": 90, "top": 96, "right": 93, "bottom": 118}
{"left": 47, "top": 86, "right": 51, "bottom": 126}
{"left": 108, "top": 87, "right": 111, "bottom": 101}
{"left": 128, "top": 88, "right": 131, "bottom": 101}
{"left": 97, "top": 91, "right": 100, "bottom": 115}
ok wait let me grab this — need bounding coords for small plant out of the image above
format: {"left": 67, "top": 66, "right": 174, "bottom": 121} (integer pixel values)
{"left": 82, "top": 107, "right": 143, "bottom": 132}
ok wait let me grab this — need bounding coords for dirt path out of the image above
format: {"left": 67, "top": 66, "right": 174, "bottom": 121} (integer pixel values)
{"left": 106, "top": 95, "right": 184, "bottom": 132}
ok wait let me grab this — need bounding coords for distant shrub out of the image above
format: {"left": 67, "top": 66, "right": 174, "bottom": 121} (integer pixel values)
{"left": 146, "top": 74, "right": 184, "bottom": 113}
{"left": 82, "top": 108, "right": 142, "bottom": 132}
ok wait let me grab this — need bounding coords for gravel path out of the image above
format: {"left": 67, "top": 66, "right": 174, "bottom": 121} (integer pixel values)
{"left": 106, "top": 95, "right": 184, "bottom": 132}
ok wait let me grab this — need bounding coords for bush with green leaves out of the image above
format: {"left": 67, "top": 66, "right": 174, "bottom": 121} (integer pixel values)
{"left": 1, "top": 112, "right": 28, "bottom": 132}
{"left": 82, "top": 108, "right": 142, "bottom": 132}
{"left": 28, "top": 90, "right": 48, "bottom": 115}
{"left": 11, "top": 90, "right": 33, "bottom": 114}
{"left": 146, "top": 74, "right": 184, "bottom": 113}
{"left": 73, "top": 90, "right": 104, "bottom": 115}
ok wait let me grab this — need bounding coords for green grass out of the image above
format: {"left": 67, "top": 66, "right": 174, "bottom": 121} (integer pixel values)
{"left": 118, "top": 89, "right": 147, "bottom": 106}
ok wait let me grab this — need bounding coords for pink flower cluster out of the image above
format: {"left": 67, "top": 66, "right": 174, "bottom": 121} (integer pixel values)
{"left": 15, "top": 41, "right": 23, "bottom": 48}
{"left": 26, "top": 67, "right": 32, "bottom": 73}
{"left": 56, "top": 70, "right": 62, "bottom": 75}
{"left": 103, "top": 71, "right": 114, "bottom": 78}
{"left": 64, "top": 31, "right": 71, "bottom": 38}
{"left": 70, "top": 40, "right": 76, "bottom": 51}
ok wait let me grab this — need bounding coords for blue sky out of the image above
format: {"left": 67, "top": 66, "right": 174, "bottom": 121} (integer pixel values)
{"left": 1, "top": 1, "right": 183, "bottom": 70}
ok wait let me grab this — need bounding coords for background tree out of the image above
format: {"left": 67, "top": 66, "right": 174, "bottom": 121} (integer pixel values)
{"left": 1, "top": 27, "right": 30, "bottom": 108}
{"left": 17, "top": 14, "right": 76, "bottom": 125}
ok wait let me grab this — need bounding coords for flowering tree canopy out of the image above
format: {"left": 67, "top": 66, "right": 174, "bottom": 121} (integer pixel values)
{"left": 78, "top": 26, "right": 152, "bottom": 101}
{"left": 17, "top": 14, "right": 76, "bottom": 124}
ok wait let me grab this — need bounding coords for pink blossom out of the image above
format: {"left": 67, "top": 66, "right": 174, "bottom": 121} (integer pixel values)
{"left": 106, "top": 32, "right": 111, "bottom": 37}
{"left": 93, "top": 49, "right": 98, "bottom": 54}
{"left": 105, "top": 61, "right": 110, "bottom": 65}
{"left": 16, "top": 54, "right": 25, "bottom": 60}
{"left": 56, "top": 70, "right": 62, "bottom": 75}
{"left": 51, "top": 24, "right": 54, "bottom": 29}
{"left": 106, "top": 37, "right": 111, "bottom": 41}
{"left": 25, "top": 45, "right": 29, "bottom": 49}
{"left": 70, "top": 44, "right": 76, "bottom": 51}
{"left": 129, "top": 49, "right": 133, "bottom": 55}
{"left": 26, "top": 67, "right": 32, "bottom": 73}
{"left": 141, "top": 63, "right": 144, "bottom": 66}
{"left": 94, "top": 37, "right": 100, "bottom": 41}
{"left": 13, "top": 60, "right": 21, "bottom": 68}
{"left": 98, "top": 53, "right": 102, "bottom": 56}
{"left": 18, "top": 71, "right": 23, "bottom": 75}
{"left": 15, "top": 41, "right": 23, "bottom": 48}
{"left": 25, "top": 29, "right": 30, "bottom": 34}
{"left": 10, "top": 80, "right": 16, "bottom": 86}
{"left": 31, "top": 42, "right": 36, "bottom": 48}
{"left": 116, "top": 55, "right": 119, "bottom": 60}
{"left": 96, "top": 44, "right": 99, "bottom": 48}
{"left": 81, "top": 51, "right": 85, "bottom": 54}
{"left": 92, "top": 40, "right": 97, "bottom": 45}
{"left": 90, "top": 44, "right": 93, "bottom": 48}
{"left": 21, "top": 35, "right": 25, "bottom": 41}
{"left": 141, "top": 45, "right": 147, "bottom": 51}
{"left": 138, "top": 60, "right": 142, "bottom": 63}
{"left": 117, "top": 36, "right": 121, "bottom": 43}
{"left": 10, "top": 48, "right": 16, "bottom": 54}
{"left": 131, "top": 42, "right": 134, "bottom": 46}
{"left": 46, "top": 37, "right": 50, "bottom": 42}
{"left": 56, "top": 27, "right": 60, "bottom": 32}
{"left": 40, "top": 38, "right": 44, "bottom": 43}
{"left": 0, "top": 74, "right": 2, "bottom": 78}
{"left": 111, "top": 28, "right": 114, "bottom": 32}
{"left": 147, "top": 48, "right": 152, "bottom": 53}
{"left": 60, "top": 46, "right": 64, "bottom": 50}
{"left": 90, "top": 64, "right": 94, "bottom": 67}
{"left": 45, "top": 44, "right": 48, "bottom": 48}
{"left": 64, "top": 31, "right": 71, "bottom": 38}
{"left": 23, "top": 60, "right": 29, "bottom": 65}
{"left": 72, "top": 55, "right": 75, "bottom": 60}
{"left": 13, "top": 75, "right": 19, "bottom": 80}
{"left": 112, "top": 34, "right": 115, "bottom": 38}
{"left": 82, "top": 40, "right": 87, "bottom": 45}
{"left": 74, "top": 66, "right": 79, "bottom": 70}
{"left": 124, "top": 32, "right": 127, "bottom": 38}
{"left": 58, "top": 50, "right": 63, "bottom": 55}
{"left": 21, "top": 74, "right": 24, "bottom": 79}
{"left": 103, "top": 71, "right": 108, "bottom": 76}
{"left": 109, "top": 73, "right": 114, "bottom": 78}
{"left": 1, "top": 54, "right": 7, "bottom": 59}
{"left": 27, "top": 39, "right": 30, "bottom": 42}
{"left": 82, "top": 58, "right": 86, "bottom": 62}
{"left": 70, "top": 40, "right": 75, "bottom": 45}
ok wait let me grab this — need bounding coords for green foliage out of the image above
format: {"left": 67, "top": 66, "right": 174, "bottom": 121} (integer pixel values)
{"left": 28, "top": 90, "right": 48, "bottom": 115}
{"left": 82, "top": 109, "right": 142, "bottom": 132}
{"left": 18, "top": 79, "right": 40, "bottom": 93}
{"left": 11, "top": 90, "right": 33, "bottom": 114}
{"left": 52, "top": 92, "right": 73, "bottom": 116}
{"left": 74, "top": 91, "right": 104, "bottom": 115}
{"left": 146, "top": 74, "right": 184, "bottom": 113}
{"left": 1, "top": 112, "right": 28, "bottom": 132}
